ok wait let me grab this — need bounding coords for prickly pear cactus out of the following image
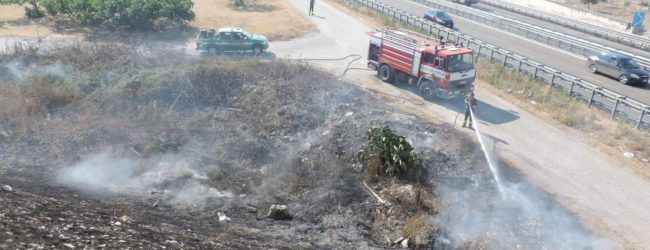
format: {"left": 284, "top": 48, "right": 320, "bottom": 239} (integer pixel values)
{"left": 365, "top": 125, "right": 420, "bottom": 176}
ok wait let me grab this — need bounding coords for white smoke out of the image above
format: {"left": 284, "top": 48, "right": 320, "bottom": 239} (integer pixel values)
{"left": 57, "top": 152, "right": 231, "bottom": 208}
{"left": 4, "top": 60, "right": 68, "bottom": 81}
{"left": 434, "top": 131, "right": 619, "bottom": 249}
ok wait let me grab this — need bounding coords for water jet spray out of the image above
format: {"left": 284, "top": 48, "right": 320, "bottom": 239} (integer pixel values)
{"left": 469, "top": 108, "right": 504, "bottom": 197}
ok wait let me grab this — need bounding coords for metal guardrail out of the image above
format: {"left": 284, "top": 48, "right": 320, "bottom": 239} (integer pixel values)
{"left": 479, "top": 0, "right": 650, "bottom": 51}
{"left": 345, "top": 0, "right": 650, "bottom": 129}
{"left": 408, "top": 0, "right": 650, "bottom": 70}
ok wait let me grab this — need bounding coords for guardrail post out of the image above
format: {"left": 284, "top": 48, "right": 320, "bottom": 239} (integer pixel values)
{"left": 503, "top": 53, "right": 510, "bottom": 67}
{"left": 550, "top": 71, "right": 560, "bottom": 88}
{"left": 588, "top": 86, "right": 602, "bottom": 108}
{"left": 533, "top": 64, "right": 543, "bottom": 80}
{"left": 490, "top": 49, "right": 496, "bottom": 62}
{"left": 611, "top": 96, "right": 625, "bottom": 119}
{"left": 569, "top": 78, "right": 580, "bottom": 96}
{"left": 517, "top": 59, "right": 524, "bottom": 73}
{"left": 637, "top": 107, "right": 648, "bottom": 129}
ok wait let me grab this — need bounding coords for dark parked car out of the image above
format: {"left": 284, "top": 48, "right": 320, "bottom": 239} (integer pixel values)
{"left": 424, "top": 9, "right": 454, "bottom": 29}
{"left": 587, "top": 51, "right": 649, "bottom": 86}
{"left": 450, "top": 0, "right": 476, "bottom": 6}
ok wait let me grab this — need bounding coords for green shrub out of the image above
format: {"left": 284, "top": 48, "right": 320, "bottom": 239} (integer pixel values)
{"left": 24, "top": 5, "right": 44, "bottom": 18}
{"left": 26, "top": 0, "right": 196, "bottom": 30}
{"left": 364, "top": 125, "right": 420, "bottom": 178}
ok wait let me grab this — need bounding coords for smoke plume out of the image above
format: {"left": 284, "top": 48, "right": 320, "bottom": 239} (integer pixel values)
{"left": 57, "top": 151, "right": 232, "bottom": 208}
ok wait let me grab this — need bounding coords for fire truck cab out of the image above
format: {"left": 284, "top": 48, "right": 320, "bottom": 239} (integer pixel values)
{"left": 367, "top": 28, "right": 475, "bottom": 100}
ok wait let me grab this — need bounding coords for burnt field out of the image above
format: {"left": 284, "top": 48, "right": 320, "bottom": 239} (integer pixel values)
{"left": 0, "top": 44, "right": 604, "bottom": 249}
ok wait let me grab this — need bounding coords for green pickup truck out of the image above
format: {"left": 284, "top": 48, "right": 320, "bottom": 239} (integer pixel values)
{"left": 196, "top": 27, "right": 269, "bottom": 55}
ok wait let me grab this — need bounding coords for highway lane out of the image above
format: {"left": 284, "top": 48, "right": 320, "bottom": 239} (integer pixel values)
{"left": 472, "top": 3, "right": 650, "bottom": 61}
{"left": 375, "top": 0, "right": 650, "bottom": 104}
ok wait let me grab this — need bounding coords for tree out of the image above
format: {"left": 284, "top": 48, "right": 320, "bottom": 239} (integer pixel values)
{"left": 1, "top": 0, "right": 195, "bottom": 30}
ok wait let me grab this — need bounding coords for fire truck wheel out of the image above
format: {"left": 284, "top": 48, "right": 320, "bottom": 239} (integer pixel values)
{"left": 418, "top": 81, "right": 437, "bottom": 100}
{"left": 378, "top": 64, "right": 395, "bottom": 83}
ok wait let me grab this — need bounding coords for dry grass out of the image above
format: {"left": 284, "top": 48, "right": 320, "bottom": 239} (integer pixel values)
{"left": 327, "top": 0, "right": 402, "bottom": 28}
{"left": 365, "top": 154, "right": 384, "bottom": 183}
{"left": 112, "top": 201, "right": 133, "bottom": 218}
{"left": 192, "top": 0, "right": 315, "bottom": 41}
{"left": 402, "top": 212, "right": 436, "bottom": 245}
{"left": 0, "top": 5, "right": 24, "bottom": 21}
{"left": 476, "top": 61, "right": 650, "bottom": 179}
{"left": 0, "top": 0, "right": 315, "bottom": 41}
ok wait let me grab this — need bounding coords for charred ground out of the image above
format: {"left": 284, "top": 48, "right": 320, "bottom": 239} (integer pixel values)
{"left": 0, "top": 44, "right": 594, "bottom": 249}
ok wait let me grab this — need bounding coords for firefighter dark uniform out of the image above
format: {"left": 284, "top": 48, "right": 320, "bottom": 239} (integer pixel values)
{"left": 462, "top": 93, "right": 477, "bottom": 128}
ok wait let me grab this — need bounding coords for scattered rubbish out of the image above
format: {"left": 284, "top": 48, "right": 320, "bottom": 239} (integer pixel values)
{"left": 118, "top": 216, "right": 130, "bottom": 222}
{"left": 265, "top": 205, "right": 292, "bottom": 220}
{"left": 2, "top": 185, "right": 13, "bottom": 192}
{"left": 624, "top": 152, "right": 634, "bottom": 158}
{"left": 218, "top": 212, "right": 231, "bottom": 222}
{"left": 362, "top": 181, "right": 388, "bottom": 205}
{"left": 245, "top": 205, "right": 258, "bottom": 213}
{"left": 400, "top": 238, "right": 409, "bottom": 248}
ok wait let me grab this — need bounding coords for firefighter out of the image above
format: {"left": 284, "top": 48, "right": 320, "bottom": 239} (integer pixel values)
{"left": 462, "top": 92, "right": 477, "bottom": 129}
{"left": 309, "top": 0, "right": 315, "bottom": 16}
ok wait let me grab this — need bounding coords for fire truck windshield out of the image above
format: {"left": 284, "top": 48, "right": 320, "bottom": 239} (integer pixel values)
{"left": 447, "top": 53, "right": 474, "bottom": 72}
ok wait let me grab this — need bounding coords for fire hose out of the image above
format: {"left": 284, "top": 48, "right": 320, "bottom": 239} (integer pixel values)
{"left": 286, "top": 54, "right": 426, "bottom": 106}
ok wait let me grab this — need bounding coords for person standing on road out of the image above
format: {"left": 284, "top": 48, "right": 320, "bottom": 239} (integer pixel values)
{"left": 309, "top": 0, "right": 315, "bottom": 16}
{"left": 462, "top": 92, "right": 477, "bottom": 129}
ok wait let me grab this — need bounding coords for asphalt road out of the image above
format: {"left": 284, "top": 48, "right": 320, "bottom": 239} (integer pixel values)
{"left": 473, "top": 2, "right": 650, "bottom": 60}
{"left": 375, "top": 0, "right": 650, "bottom": 104}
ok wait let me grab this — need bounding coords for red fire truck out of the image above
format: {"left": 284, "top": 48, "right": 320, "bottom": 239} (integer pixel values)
{"left": 367, "top": 28, "right": 475, "bottom": 99}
